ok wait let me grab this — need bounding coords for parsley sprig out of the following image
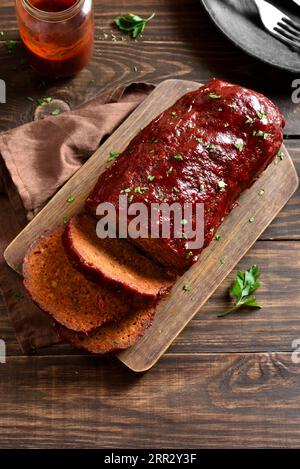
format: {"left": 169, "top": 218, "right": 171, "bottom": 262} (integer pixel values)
{"left": 115, "top": 12, "right": 155, "bottom": 38}
{"left": 218, "top": 265, "right": 262, "bottom": 317}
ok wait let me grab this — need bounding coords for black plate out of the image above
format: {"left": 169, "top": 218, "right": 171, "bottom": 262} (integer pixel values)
{"left": 201, "top": 0, "right": 300, "bottom": 73}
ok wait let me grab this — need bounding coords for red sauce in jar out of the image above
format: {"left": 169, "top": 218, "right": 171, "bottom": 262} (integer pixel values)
{"left": 16, "top": 0, "right": 94, "bottom": 77}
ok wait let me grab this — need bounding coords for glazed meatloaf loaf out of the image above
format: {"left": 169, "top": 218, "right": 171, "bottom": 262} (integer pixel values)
{"left": 86, "top": 78, "right": 285, "bottom": 273}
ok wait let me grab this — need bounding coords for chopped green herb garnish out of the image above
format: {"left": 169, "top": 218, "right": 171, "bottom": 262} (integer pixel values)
{"left": 220, "top": 258, "right": 225, "bottom": 265}
{"left": 199, "top": 183, "right": 205, "bottom": 191}
{"left": 51, "top": 109, "right": 61, "bottom": 116}
{"left": 37, "top": 97, "right": 53, "bottom": 105}
{"left": 258, "top": 189, "right": 265, "bottom": 197}
{"left": 114, "top": 12, "right": 155, "bottom": 38}
{"left": 218, "top": 265, "right": 261, "bottom": 317}
{"left": 180, "top": 219, "right": 188, "bottom": 225}
{"left": 245, "top": 115, "right": 253, "bottom": 124}
{"left": 256, "top": 110, "right": 267, "bottom": 120}
{"left": 218, "top": 180, "right": 227, "bottom": 191}
{"left": 184, "top": 242, "right": 189, "bottom": 249}
{"left": 215, "top": 233, "right": 221, "bottom": 241}
{"left": 185, "top": 251, "right": 193, "bottom": 259}
{"left": 120, "top": 187, "right": 131, "bottom": 194}
{"left": 195, "top": 137, "right": 203, "bottom": 143}
{"left": 67, "top": 195, "right": 75, "bottom": 203}
{"left": 234, "top": 142, "right": 243, "bottom": 151}
{"left": 277, "top": 150, "right": 285, "bottom": 160}
{"left": 63, "top": 216, "right": 68, "bottom": 225}
{"left": 253, "top": 130, "right": 269, "bottom": 139}
{"left": 173, "top": 186, "right": 179, "bottom": 193}
{"left": 182, "top": 283, "right": 191, "bottom": 292}
{"left": 228, "top": 104, "right": 238, "bottom": 110}
{"left": 108, "top": 151, "right": 120, "bottom": 162}
{"left": 147, "top": 175, "right": 155, "bottom": 182}
{"left": 174, "top": 154, "right": 183, "bottom": 161}
{"left": 209, "top": 92, "right": 221, "bottom": 99}
{"left": 5, "top": 39, "right": 18, "bottom": 53}
{"left": 26, "top": 96, "right": 34, "bottom": 102}
{"left": 128, "top": 194, "right": 134, "bottom": 202}
{"left": 134, "top": 186, "right": 143, "bottom": 194}
{"left": 166, "top": 166, "right": 173, "bottom": 177}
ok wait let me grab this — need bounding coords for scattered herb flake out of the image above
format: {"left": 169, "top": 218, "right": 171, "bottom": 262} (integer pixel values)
{"left": 218, "top": 180, "right": 227, "bottom": 191}
{"left": 228, "top": 104, "right": 238, "bottom": 110}
{"left": 180, "top": 219, "right": 188, "bottom": 225}
{"left": 26, "top": 96, "right": 34, "bottom": 102}
{"left": 220, "top": 258, "right": 225, "bottom": 265}
{"left": 277, "top": 150, "right": 285, "bottom": 160}
{"left": 185, "top": 251, "right": 193, "bottom": 259}
{"left": 166, "top": 166, "right": 173, "bottom": 177}
{"left": 199, "top": 183, "right": 205, "bottom": 191}
{"left": 258, "top": 189, "right": 265, "bottom": 197}
{"left": 209, "top": 92, "right": 221, "bottom": 99}
{"left": 173, "top": 186, "right": 179, "bottom": 193}
{"left": 108, "top": 151, "right": 120, "bottom": 162}
{"left": 234, "top": 142, "right": 243, "bottom": 151}
{"left": 37, "top": 97, "right": 53, "bottom": 105}
{"left": 195, "top": 137, "right": 203, "bottom": 143}
{"left": 67, "top": 195, "right": 75, "bottom": 203}
{"left": 249, "top": 216, "right": 255, "bottom": 223}
{"left": 256, "top": 110, "right": 267, "bottom": 120}
{"left": 171, "top": 111, "right": 177, "bottom": 116}
{"left": 245, "top": 115, "right": 253, "bottom": 124}
{"left": 253, "top": 130, "right": 269, "bottom": 139}
{"left": 5, "top": 39, "right": 18, "bottom": 53}
{"left": 215, "top": 233, "right": 221, "bottom": 241}
{"left": 147, "top": 175, "right": 155, "bottom": 182}
{"left": 174, "top": 154, "right": 183, "bottom": 161}
{"left": 182, "top": 283, "right": 191, "bottom": 292}
{"left": 51, "top": 108, "right": 61, "bottom": 116}
{"left": 128, "top": 194, "right": 134, "bottom": 202}
{"left": 63, "top": 216, "right": 68, "bottom": 225}
{"left": 218, "top": 265, "right": 261, "bottom": 317}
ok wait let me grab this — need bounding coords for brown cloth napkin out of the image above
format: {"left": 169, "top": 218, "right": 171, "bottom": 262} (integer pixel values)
{"left": 0, "top": 82, "right": 155, "bottom": 353}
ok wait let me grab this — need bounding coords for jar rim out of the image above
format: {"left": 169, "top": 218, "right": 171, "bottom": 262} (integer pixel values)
{"left": 21, "top": 0, "right": 85, "bottom": 21}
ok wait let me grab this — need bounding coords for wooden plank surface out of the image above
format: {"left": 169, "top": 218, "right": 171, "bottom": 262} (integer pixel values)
{"left": 4, "top": 79, "right": 298, "bottom": 371}
{"left": 1, "top": 0, "right": 300, "bottom": 448}
{"left": 1, "top": 353, "right": 300, "bottom": 448}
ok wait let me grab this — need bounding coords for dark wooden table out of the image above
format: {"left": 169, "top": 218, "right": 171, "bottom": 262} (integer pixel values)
{"left": 0, "top": 0, "right": 300, "bottom": 449}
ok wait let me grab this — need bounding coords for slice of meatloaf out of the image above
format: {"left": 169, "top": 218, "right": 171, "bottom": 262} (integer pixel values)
{"left": 56, "top": 306, "right": 155, "bottom": 354}
{"left": 23, "top": 227, "right": 130, "bottom": 333}
{"left": 64, "top": 213, "right": 174, "bottom": 300}
{"left": 86, "top": 78, "right": 285, "bottom": 273}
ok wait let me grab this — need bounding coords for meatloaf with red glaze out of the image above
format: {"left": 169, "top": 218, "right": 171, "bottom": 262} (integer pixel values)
{"left": 23, "top": 227, "right": 131, "bottom": 333}
{"left": 56, "top": 306, "right": 155, "bottom": 354}
{"left": 64, "top": 213, "right": 174, "bottom": 300}
{"left": 86, "top": 78, "right": 285, "bottom": 273}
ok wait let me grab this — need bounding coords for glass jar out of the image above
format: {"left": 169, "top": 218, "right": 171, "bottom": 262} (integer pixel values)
{"left": 15, "top": 0, "right": 94, "bottom": 78}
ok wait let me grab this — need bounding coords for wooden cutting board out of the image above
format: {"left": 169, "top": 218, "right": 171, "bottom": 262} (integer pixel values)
{"left": 4, "top": 79, "right": 299, "bottom": 372}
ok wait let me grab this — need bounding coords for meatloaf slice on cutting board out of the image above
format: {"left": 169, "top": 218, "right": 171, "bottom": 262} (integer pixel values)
{"left": 64, "top": 213, "right": 174, "bottom": 300}
{"left": 56, "top": 306, "right": 155, "bottom": 354}
{"left": 23, "top": 227, "right": 131, "bottom": 333}
{"left": 86, "top": 78, "right": 285, "bottom": 273}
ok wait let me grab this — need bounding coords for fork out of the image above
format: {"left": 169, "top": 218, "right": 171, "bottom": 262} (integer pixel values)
{"left": 253, "top": 0, "right": 300, "bottom": 51}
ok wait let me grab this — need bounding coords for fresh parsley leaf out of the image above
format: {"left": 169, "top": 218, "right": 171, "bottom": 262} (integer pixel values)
{"left": 277, "top": 150, "right": 285, "bottom": 160}
{"left": 234, "top": 142, "right": 243, "bottom": 151}
{"left": 51, "top": 108, "right": 61, "bottom": 116}
{"left": 66, "top": 195, "right": 75, "bottom": 203}
{"left": 37, "top": 97, "right": 53, "bottom": 105}
{"left": 115, "top": 12, "right": 155, "bottom": 38}
{"left": 147, "top": 175, "right": 155, "bottom": 182}
{"left": 218, "top": 265, "right": 262, "bottom": 317}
